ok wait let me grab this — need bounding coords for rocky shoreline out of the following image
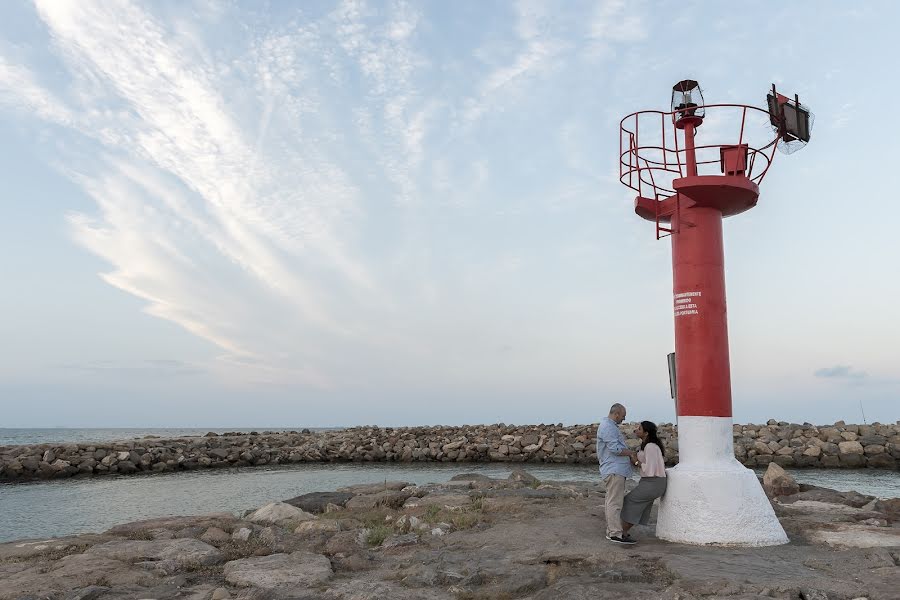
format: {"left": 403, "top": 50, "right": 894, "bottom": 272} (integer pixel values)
{"left": 2, "top": 465, "right": 898, "bottom": 599}
{"left": 1, "top": 421, "right": 897, "bottom": 482}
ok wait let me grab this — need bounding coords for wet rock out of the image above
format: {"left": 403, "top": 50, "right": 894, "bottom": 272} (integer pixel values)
{"left": 337, "top": 481, "right": 410, "bottom": 494}
{"left": 450, "top": 473, "right": 493, "bottom": 483}
{"left": 284, "top": 491, "right": 353, "bottom": 513}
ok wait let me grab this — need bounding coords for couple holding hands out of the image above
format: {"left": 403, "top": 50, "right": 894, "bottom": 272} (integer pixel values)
{"left": 596, "top": 403, "right": 667, "bottom": 544}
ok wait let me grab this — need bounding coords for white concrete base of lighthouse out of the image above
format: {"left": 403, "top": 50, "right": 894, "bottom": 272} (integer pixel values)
{"left": 655, "top": 416, "right": 788, "bottom": 546}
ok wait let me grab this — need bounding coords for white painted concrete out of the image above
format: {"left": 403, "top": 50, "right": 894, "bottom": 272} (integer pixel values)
{"left": 655, "top": 415, "right": 789, "bottom": 546}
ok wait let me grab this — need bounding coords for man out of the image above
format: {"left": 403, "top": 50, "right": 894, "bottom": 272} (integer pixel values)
{"left": 596, "top": 403, "right": 636, "bottom": 544}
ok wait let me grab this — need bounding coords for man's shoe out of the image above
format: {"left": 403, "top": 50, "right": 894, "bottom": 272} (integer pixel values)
{"left": 605, "top": 535, "right": 636, "bottom": 545}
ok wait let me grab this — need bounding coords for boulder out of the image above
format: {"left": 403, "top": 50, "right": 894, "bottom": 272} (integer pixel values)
{"left": 224, "top": 551, "right": 332, "bottom": 590}
{"left": 508, "top": 469, "right": 540, "bottom": 486}
{"left": 754, "top": 441, "right": 774, "bottom": 455}
{"left": 345, "top": 490, "right": 412, "bottom": 510}
{"left": 838, "top": 441, "right": 864, "bottom": 455}
{"left": 200, "top": 527, "right": 231, "bottom": 545}
{"left": 295, "top": 520, "right": 340, "bottom": 535}
{"left": 247, "top": 502, "right": 316, "bottom": 528}
{"left": 762, "top": 462, "right": 799, "bottom": 497}
{"left": 284, "top": 491, "right": 353, "bottom": 513}
{"left": 866, "top": 453, "right": 897, "bottom": 469}
{"left": 337, "top": 481, "right": 410, "bottom": 494}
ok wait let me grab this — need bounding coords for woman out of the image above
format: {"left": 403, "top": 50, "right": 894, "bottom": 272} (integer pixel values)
{"left": 620, "top": 420, "right": 667, "bottom": 541}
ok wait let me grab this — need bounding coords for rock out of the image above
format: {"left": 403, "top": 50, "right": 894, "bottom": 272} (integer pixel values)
{"left": 211, "top": 588, "right": 231, "bottom": 600}
{"left": 337, "top": 481, "right": 410, "bottom": 494}
{"left": 754, "top": 440, "right": 774, "bottom": 455}
{"left": 64, "top": 586, "right": 110, "bottom": 600}
{"left": 3, "top": 422, "right": 900, "bottom": 484}
{"left": 233, "top": 527, "right": 253, "bottom": 542}
{"left": 800, "top": 589, "right": 829, "bottom": 600}
{"left": 508, "top": 469, "right": 540, "bottom": 485}
{"left": 224, "top": 551, "right": 332, "bottom": 590}
{"left": 85, "top": 538, "right": 223, "bottom": 570}
{"left": 247, "top": 502, "right": 316, "bottom": 528}
{"left": 839, "top": 452, "right": 866, "bottom": 467}
{"left": 763, "top": 462, "right": 799, "bottom": 497}
{"left": 284, "top": 492, "right": 353, "bottom": 513}
{"left": 324, "top": 531, "right": 366, "bottom": 556}
{"left": 874, "top": 498, "right": 900, "bottom": 516}
{"left": 345, "top": 490, "right": 411, "bottom": 510}
{"left": 1, "top": 553, "right": 149, "bottom": 599}
{"left": 257, "top": 526, "right": 308, "bottom": 553}
{"left": 402, "top": 493, "right": 471, "bottom": 510}
{"left": 449, "top": 473, "right": 493, "bottom": 483}
{"left": 381, "top": 533, "right": 418, "bottom": 549}
{"left": 105, "top": 514, "right": 237, "bottom": 536}
{"left": 838, "top": 441, "right": 864, "bottom": 455}
{"left": 866, "top": 453, "right": 897, "bottom": 469}
{"left": 295, "top": 520, "right": 340, "bottom": 534}
{"left": 200, "top": 527, "right": 232, "bottom": 544}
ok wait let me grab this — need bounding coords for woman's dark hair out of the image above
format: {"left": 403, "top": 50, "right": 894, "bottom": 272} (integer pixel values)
{"left": 640, "top": 421, "right": 665, "bottom": 457}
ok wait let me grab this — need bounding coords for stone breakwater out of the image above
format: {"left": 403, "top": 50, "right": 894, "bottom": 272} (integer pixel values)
{"left": 1, "top": 420, "right": 897, "bottom": 482}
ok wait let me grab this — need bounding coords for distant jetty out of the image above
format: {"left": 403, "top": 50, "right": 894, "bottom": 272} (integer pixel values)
{"left": 1, "top": 421, "right": 897, "bottom": 482}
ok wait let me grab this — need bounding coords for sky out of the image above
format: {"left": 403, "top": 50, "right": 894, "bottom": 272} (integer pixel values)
{"left": 0, "top": 0, "right": 897, "bottom": 428}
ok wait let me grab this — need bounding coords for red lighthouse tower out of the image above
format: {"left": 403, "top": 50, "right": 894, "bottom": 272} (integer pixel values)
{"left": 619, "top": 81, "right": 811, "bottom": 545}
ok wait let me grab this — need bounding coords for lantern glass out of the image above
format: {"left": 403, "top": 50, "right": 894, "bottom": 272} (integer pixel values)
{"left": 671, "top": 80, "right": 705, "bottom": 119}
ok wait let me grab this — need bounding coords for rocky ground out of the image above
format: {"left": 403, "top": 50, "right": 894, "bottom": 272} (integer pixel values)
{"left": 1, "top": 467, "right": 898, "bottom": 600}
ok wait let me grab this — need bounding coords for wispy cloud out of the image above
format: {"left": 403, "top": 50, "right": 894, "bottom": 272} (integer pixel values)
{"left": 462, "top": 0, "right": 569, "bottom": 124}
{"left": 0, "top": 0, "right": 658, "bottom": 392}
{"left": 60, "top": 359, "right": 203, "bottom": 377}
{"left": 814, "top": 365, "right": 867, "bottom": 380}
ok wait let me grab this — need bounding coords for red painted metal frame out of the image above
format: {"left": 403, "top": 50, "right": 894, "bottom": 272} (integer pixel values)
{"left": 619, "top": 103, "right": 781, "bottom": 210}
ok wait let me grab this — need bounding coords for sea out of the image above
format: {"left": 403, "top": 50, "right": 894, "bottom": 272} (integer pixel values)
{"left": 1, "top": 428, "right": 898, "bottom": 544}
{"left": 0, "top": 428, "right": 340, "bottom": 446}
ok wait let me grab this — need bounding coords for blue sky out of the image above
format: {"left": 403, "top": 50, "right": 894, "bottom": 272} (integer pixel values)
{"left": 0, "top": 0, "right": 897, "bottom": 428}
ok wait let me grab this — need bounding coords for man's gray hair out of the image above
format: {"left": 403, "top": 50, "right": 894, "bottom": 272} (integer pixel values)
{"left": 609, "top": 403, "right": 625, "bottom": 415}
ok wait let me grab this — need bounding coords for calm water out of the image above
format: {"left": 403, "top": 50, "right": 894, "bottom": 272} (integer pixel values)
{"left": 0, "top": 428, "right": 340, "bottom": 446}
{"left": 1, "top": 463, "right": 897, "bottom": 543}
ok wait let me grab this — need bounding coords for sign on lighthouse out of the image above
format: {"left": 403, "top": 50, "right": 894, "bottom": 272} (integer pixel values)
{"left": 618, "top": 81, "right": 812, "bottom": 546}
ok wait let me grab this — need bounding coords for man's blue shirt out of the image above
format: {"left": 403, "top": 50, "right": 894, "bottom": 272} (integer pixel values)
{"left": 596, "top": 417, "right": 633, "bottom": 478}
